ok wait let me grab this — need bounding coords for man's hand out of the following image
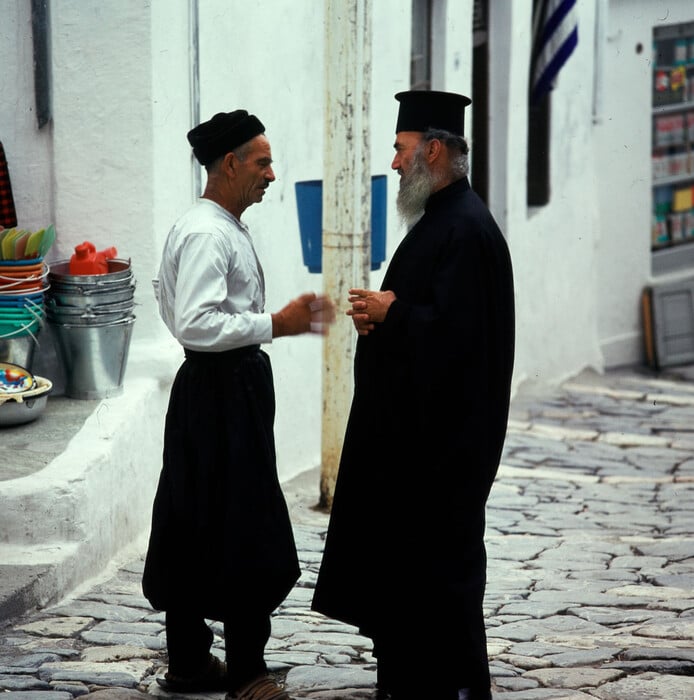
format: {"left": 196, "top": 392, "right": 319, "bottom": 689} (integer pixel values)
{"left": 272, "top": 293, "right": 336, "bottom": 337}
{"left": 347, "top": 288, "right": 396, "bottom": 335}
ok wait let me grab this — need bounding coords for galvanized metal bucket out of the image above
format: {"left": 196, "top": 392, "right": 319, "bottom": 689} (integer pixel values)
{"left": 47, "top": 259, "right": 136, "bottom": 399}
{"left": 49, "top": 317, "right": 135, "bottom": 399}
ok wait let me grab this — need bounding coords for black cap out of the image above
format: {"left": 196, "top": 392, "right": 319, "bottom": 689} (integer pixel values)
{"left": 394, "top": 90, "right": 471, "bottom": 136}
{"left": 187, "top": 110, "right": 265, "bottom": 165}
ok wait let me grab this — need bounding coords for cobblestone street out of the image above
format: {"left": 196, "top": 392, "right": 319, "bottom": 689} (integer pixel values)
{"left": 1, "top": 367, "right": 693, "bottom": 699}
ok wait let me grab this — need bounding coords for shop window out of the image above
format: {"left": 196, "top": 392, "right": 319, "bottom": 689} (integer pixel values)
{"left": 651, "top": 22, "right": 694, "bottom": 271}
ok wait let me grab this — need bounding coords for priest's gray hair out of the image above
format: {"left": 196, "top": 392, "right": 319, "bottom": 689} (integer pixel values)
{"left": 422, "top": 128, "right": 470, "bottom": 179}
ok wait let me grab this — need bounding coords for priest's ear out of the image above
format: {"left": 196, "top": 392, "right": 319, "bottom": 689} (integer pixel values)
{"left": 424, "top": 137, "right": 443, "bottom": 164}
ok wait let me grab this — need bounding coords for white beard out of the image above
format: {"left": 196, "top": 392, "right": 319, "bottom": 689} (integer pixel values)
{"left": 396, "top": 150, "right": 437, "bottom": 230}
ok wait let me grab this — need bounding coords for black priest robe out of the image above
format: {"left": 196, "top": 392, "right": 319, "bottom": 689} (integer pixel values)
{"left": 312, "top": 177, "right": 515, "bottom": 697}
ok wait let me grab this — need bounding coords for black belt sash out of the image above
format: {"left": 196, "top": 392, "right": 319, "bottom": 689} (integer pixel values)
{"left": 184, "top": 345, "right": 261, "bottom": 365}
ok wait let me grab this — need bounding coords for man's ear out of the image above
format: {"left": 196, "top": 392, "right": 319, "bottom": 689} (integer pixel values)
{"left": 426, "top": 138, "right": 442, "bottom": 163}
{"left": 223, "top": 152, "right": 236, "bottom": 177}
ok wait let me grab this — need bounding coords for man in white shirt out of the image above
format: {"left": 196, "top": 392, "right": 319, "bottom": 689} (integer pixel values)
{"left": 143, "top": 110, "right": 333, "bottom": 700}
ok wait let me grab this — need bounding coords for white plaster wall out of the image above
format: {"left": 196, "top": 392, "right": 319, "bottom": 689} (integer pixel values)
{"left": 435, "top": 0, "right": 474, "bottom": 95}
{"left": 595, "top": 0, "right": 694, "bottom": 367}
{"left": 48, "top": 0, "right": 159, "bottom": 341}
{"left": 489, "top": 0, "right": 603, "bottom": 389}
{"left": 150, "top": 1, "right": 194, "bottom": 282}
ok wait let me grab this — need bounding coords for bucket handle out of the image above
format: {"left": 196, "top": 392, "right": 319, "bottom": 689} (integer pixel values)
{"left": 23, "top": 302, "right": 46, "bottom": 326}
{"left": 22, "top": 298, "right": 44, "bottom": 313}
{"left": 83, "top": 275, "right": 135, "bottom": 289}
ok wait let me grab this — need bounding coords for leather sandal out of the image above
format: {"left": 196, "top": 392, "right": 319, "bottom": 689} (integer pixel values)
{"left": 156, "top": 653, "right": 227, "bottom": 692}
{"left": 226, "top": 673, "right": 291, "bottom": 700}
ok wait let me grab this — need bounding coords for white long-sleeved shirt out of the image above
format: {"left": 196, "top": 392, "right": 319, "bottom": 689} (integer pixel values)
{"left": 155, "top": 198, "right": 273, "bottom": 351}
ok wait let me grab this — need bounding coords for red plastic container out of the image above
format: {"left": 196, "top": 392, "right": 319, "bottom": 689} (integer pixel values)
{"left": 69, "top": 242, "right": 118, "bottom": 275}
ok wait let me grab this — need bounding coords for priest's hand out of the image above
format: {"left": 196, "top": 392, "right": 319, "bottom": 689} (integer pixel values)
{"left": 347, "top": 288, "right": 396, "bottom": 335}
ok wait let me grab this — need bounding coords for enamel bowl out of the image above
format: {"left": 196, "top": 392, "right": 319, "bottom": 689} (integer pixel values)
{"left": 0, "top": 376, "right": 52, "bottom": 426}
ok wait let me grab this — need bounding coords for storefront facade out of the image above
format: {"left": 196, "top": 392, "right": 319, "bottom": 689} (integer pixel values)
{"left": 595, "top": 0, "right": 694, "bottom": 370}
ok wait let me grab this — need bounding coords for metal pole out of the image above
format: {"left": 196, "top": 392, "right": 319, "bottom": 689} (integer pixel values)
{"left": 189, "top": 0, "right": 201, "bottom": 199}
{"left": 320, "top": 0, "right": 372, "bottom": 510}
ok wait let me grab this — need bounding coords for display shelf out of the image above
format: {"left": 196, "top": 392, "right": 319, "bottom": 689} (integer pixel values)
{"left": 654, "top": 99, "right": 694, "bottom": 114}
{"left": 652, "top": 238, "right": 694, "bottom": 276}
{"left": 653, "top": 172, "right": 694, "bottom": 187}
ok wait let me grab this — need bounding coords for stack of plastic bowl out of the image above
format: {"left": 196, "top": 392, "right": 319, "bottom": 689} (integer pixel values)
{"left": 0, "top": 259, "right": 49, "bottom": 370}
{"left": 46, "top": 259, "right": 136, "bottom": 399}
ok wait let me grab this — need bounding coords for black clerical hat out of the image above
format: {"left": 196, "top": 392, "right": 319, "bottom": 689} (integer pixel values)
{"left": 394, "top": 91, "right": 471, "bottom": 136}
{"left": 187, "top": 110, "right": 265, "bottom": 166}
